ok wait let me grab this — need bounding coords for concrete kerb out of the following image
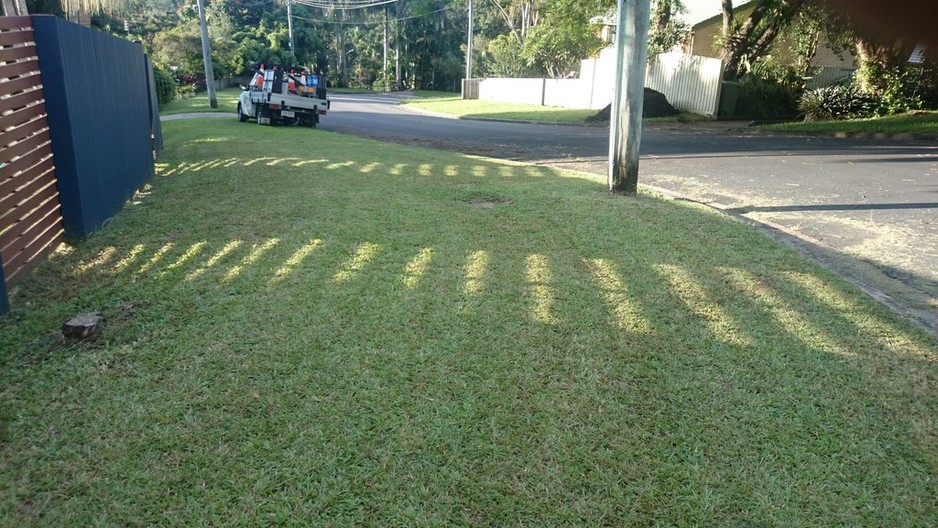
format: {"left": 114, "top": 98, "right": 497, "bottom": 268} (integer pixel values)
{"left": 160, "top": 112, "right": 236, "bottom": 121}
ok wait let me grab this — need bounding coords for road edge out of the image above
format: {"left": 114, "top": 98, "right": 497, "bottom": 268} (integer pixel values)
{"left": 641, "top": 183, "right": 938, "bottom": 340}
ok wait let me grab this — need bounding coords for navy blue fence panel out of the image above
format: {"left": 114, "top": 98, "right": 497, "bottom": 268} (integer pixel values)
{"left": 31, "top": 15, "right": 155, "bottom": 239}
{"left": 145, "top": 55, "right": 163, "bottom": 156}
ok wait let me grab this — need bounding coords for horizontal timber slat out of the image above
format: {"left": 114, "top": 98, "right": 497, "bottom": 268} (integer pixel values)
{"left": 0, "top": 45, "right": 37, "bottom": 64}
{"left": 2, "top": 210, "right": 64, "bottom": 287}
{"left": 0, "top": 29, "right": 34, "bottom": 47}
{"left": 0, "top": 86, "right": 44, "bottom": 114}
{"left": 0, "top": 157, "right": 56, "bottom": 211}
{"left": 0, "top": 129, "right": 49, "bottom": 163}
{"left": 0, "top": 57, "right": 39, "bottom": 79}
{"left": 0, "top": 189, "right": 59, "bottom": 251}
{"left": 0, "top": 17, "right": 33, "bottom": 31}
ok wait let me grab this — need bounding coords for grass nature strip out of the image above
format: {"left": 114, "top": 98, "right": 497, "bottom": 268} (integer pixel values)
{"left": 160, "top": 87, "right": 242, "bottom": 115}
{"left": 162, "top": 89, "right": 938, "bottom": 137}
{"left": 760, "top": 110, "right": 938, "bottom": 137}
{"left": 1, "top": 118, "right": 936, "bottom": 526}
{"left": 404, "top": 95, "right": 598, "bottom": 124}
{"left": 404, "top": 93, "right": 937, "bottom": 135}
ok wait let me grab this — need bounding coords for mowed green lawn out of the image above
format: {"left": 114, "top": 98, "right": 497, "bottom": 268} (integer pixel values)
{"left": 760, "top": 110, "right": 938, "bottom": 136}
{"left": 160, "top": 87, "right": 242, "bottom": 115}
{"left": 405, "top": 95, "right": 597, "bottom": 124}
{"left": 1, "top": 119, "right": 936, "bottom": 525}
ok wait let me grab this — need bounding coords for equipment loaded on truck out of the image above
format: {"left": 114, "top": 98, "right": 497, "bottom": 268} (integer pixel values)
{"left": 238, "top": 65, "right": 330, "bottom": 128}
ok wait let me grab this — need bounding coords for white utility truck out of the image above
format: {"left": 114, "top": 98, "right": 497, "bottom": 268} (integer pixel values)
{"left": 238, "top": 66, "right": 330, "bottom": 127}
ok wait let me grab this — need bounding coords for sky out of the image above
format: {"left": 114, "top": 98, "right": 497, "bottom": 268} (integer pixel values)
{"left": 679, "top": 0, "right": 741, "bottom": 25}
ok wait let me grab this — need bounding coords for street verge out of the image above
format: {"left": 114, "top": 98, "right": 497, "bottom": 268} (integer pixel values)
{"left": 2, "top": 119, "right": 935, "bottom": 526}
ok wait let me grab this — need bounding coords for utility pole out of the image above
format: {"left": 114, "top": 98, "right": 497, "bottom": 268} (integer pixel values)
{"left": 335, "top": 9, "right": 348, "bottom": 87}
{"left": 608, "top": 0, "right": 651, "bottom": 194}
{"left": 383, "top": 4, "right": 389, "bottom": 76}
{"left": 394, "top": 2, "right": 402, "bottom": 90}
{"left": 196, "top": 0, "right": 217, "bottom": 108}
{"left": 287, "top": 0, "right": 295, "bottom": 59}
{"left": 465, "top": 0, "right": 473, "bottom": 79}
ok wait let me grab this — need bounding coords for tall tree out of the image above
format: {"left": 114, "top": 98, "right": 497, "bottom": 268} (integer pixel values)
{"left": 522, "top": 0, "right": 603, "bottom": 77}
{"left": 488, "top": 0, "right": 542, "bottom": 45}
{"left": 648, "top": 0, "right": 687, "bottom": 55}
{"left": 719, "top": 0, "right": 808, "bottom": 78}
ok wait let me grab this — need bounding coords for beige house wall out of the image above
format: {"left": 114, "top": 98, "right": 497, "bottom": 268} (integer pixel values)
{"left": 688, "top": 21, "right": 724, "bottom": 59}
{"left": 688, "top": 6, "right": 855, "bottom": 69}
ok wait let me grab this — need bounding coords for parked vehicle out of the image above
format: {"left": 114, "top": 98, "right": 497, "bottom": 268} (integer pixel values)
{"left": 238, "top": 66, "right": 330, "bottom": 127}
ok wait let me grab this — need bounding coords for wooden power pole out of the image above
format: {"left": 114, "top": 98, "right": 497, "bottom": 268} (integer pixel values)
{"left": 384, "top": 5, "right": 389, "bottom": 75}
{"left": 466, "top": 0, "right": 473, "bottom": 79}
{"left": 196, "top": 0, "right": 218, "bottom": 108}
{"left": 608, "top": 0, "right": 651, "bottom": 194}
{"left": 287, "top": 0, "right": 295, "bottom": 59}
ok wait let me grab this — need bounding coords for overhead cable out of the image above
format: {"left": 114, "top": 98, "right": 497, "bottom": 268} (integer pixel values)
{"left": 291, "top": 0, "right": 399, "bottom": 10}
{"left": 291, "top": 5, "right": 451, "bottom": 24}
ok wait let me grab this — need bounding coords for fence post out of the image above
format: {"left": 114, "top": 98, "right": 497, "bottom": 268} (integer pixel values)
{"left": 145, "top": 55, "right": 163, "bottom": 157}
{"left": 589, "top": 57, "right": 598, "bottom": 109}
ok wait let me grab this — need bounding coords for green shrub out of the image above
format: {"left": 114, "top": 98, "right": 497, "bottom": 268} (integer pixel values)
{"left": 371, "top": 72, "right": 396, "bottom": 92}
{"left": 873, "top": 65, "right": 923, "bottom": 115}
{"left": 484, "top": 34, "right": 532, "bottom": 77}
{"left": 734, "top": 61, "right": 803, "bottom": 118}
{"left": 919, "top": 67, "right": 938, "bottom": 109}
{"left": 858, "top": 61, "right": 927, "bottom": 116}
{"left": 799, "top": 85, "right": 876, "bottom": 121}
{"left": 152, "top": 65, "right": 176, "bottom": 109}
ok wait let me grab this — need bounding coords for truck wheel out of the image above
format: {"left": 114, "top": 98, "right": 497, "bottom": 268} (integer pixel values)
{"left": 237, "top": 103, "right": 247, "bottom": 122}
{"left": 256, "top": 105, "right": 266, "bottom": 125}
{"left": 309, "top": 114, "right": 318, "bottom": 129}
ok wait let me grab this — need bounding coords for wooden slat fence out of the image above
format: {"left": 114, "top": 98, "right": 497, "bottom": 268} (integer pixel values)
{"left": 0, "top": 16, "right": 64, "bottom": 292}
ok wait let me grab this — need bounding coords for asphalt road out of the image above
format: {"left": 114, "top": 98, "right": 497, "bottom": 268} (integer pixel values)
{"left": 320, "top": 93, "right": 938, "bottom": 335}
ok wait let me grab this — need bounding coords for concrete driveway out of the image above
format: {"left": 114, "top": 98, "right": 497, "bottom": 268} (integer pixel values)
{"left": 320, "top": 93, "right": 938, "bottom": 335}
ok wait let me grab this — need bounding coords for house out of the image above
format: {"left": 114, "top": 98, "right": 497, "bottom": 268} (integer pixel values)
{"left": 685, "top": 4, "right": 856, "bottom": 74}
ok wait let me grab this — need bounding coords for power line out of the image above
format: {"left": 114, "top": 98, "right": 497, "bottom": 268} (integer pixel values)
{"left": 291, "top": 5, "right": 451, "bottom": 25}
{"left": 292, "top": 0, "right": 399, "bottom": 10}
